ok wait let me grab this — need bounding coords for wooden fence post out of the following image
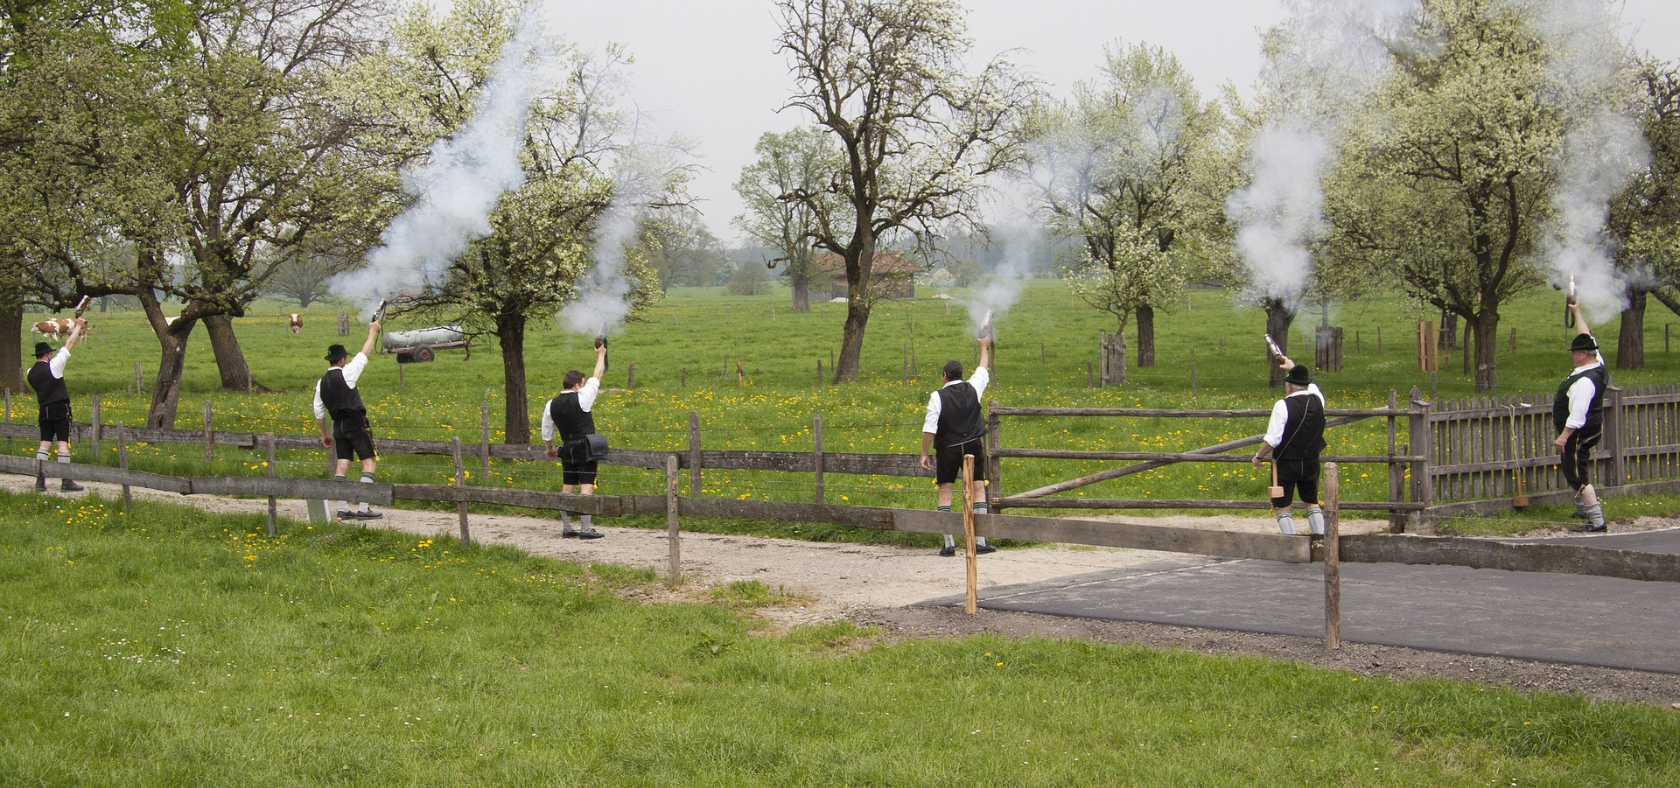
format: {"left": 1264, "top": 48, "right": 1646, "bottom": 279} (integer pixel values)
{"left": 962, "top": 454, "right": 978, "bottom": 616}
{"left": 1086, "top": 361, "right": 1093, "bottom": 389}
{"left": 265, "top": 433, "right": 277, "bottom": 537}
{"left": 1189, "top": 363, "right": 1197, "bottom": 395}
{"left": 813, "top": 413, "right": 825, "bottom": 505}
{"left": 627, "top": 363, "right": 636, "bottom": 390}
{"left": 1509, "top": 326, "right": 1517, "bottom": 353}
{"left": 1608, "top": 386, "right": 1627, "bottom": 488}
{"left": 134, "top": 361, "right": 143, "bottom": 394}
{"left": 667, "top": 454, "right": 681, "bottom": 587}
{"left": 90, "top": 395, "right": 101, "bottom": 457}
{"left": 479, "top": 401, "right": 491, "bottom": 476}
{"left": 117, "top": 424, "right": 131, "bottom": 515}
{"left": 451, "top": 437, "right": 471, "bottom": 546}
{"left": 816, "top": 359, "right": 822, "bottom": 385}
{"left": 681, "top": 366, "right": 687, "bottom": 388}
{"left": 688, "top": 411, "right": 702, "bottom": 496}
{"left": 1387, "top": 389, "right": 1404, "bottom": 534}
{"left": 203, "top": 400, "right": 214, "bottom": 464}
{"left": 1323, "top": 461, "right": 1341, "bottom": 650}
{"left": 986, "top": 404, "right": 1002, "bottom": 508}
{"left": 2, "top": 387, "right": 7, "bottom": 450}
{"left": 1376, "top": 326, "right": 1383, "bottom": 354}
{"left": 1408, "top": 387, "right": 1434, "bottom": 529}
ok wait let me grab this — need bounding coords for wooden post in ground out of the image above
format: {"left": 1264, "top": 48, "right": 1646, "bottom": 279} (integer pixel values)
{"left": 451, "top": 437, "right": 471, "bottom": 545}
{"left": 627, "top": 363, "right": 636, "bottom": 390}
{"left": 265, "top": 433, "right": 277, "bottom": 536}
{"left": 1376, "top": 326, "right": 1383, "bottom": 354}
{"left": 134, "top": 361, "right": 143, "bottom": 393}
{"left": 117, "top": 424, "right": 131, "bottom": 515}
{"left": 1387, "top": 389, "right": 1404, "bottom": 534}
{"left": 202, "top": 400, "right": 214, "bottom": 464}
{"left": 985, "top": 405, "right": 1002, "bottom": 508}
{"left": 681, "top": 367, "right": 687, "bottom": 387}
{"left": 479, "top": 401, "right": 490, "bottom": 476}
{"left": 815, "top": 360, "right": 822, "bottom": 385}
{"left": 1086, "top": 361, "right": 1094, "bottom": 389}
{"left": 90, "top": 395, "right": 101, "bottom": 457}
{"left": 688, "top": 411, "right": 702, "bottom": 496}
{"left": 1509, "top": 327, "right": 1517, "bottom": 353}
{"left": 962, "top": 454, "right": 978, "bottom": 615}
{"left": 1324, "top": 461, "right": 1341, "bottom": 649}
{"left": 813, "top": 413, "right": 825, "bottom": 504}
{"left": 666, "top": 454, "right": 681, "bottom": 587}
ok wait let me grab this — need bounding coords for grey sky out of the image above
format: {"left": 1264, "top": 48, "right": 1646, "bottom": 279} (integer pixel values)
{"left": 548, "top": 0, "right": 1680, "bottom": 246}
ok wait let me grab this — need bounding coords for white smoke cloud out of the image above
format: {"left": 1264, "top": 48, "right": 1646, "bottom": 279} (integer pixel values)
{"left": 1535, "top": 0, "right": 1647, "bottom": 319}
{"left": 965, "top": 221, "right": 1038, "bottom": 335}
{"left": 330, "top": 10, "right": 558, "bottom": 315}
{"left": 1227, "top": 0, "right": 1419, "bottom": 308}
{"left": 560, "top": 143, "right": 685, "bottom": 335}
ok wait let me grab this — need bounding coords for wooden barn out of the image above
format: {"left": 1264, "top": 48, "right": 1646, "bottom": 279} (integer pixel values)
{"left": 813, "top": 252, "right": 918, "bottom": 301}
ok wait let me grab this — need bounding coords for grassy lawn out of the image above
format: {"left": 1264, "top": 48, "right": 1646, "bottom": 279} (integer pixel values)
{"left": 16, "top": 281, "right": 1680, "bottom": 536}
{"left": 1, "top": 491, "right": 1675, "bottom": 787}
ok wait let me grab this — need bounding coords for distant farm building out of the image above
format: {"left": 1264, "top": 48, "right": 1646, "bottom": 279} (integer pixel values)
{"left": 813, "top": 252, "right": 918, "bottom": 301}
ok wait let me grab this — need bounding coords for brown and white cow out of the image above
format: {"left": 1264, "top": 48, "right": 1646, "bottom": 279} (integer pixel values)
{"left": 288, "top": 313, "right": 303, "bottom": 334}
{"left": 31, "top": 318, "right": 75, "bottom": 340}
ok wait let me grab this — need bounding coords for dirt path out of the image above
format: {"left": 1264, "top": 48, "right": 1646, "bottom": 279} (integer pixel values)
{"left": 10, "top": 473, "right": 1678, "bottom": 707}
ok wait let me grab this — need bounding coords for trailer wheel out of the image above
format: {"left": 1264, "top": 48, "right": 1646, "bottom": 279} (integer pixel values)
{"left": 415, "top": 346, "right": 435, "bottom": 363}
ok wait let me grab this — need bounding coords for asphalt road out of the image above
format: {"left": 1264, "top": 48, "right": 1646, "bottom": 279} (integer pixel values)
{"left": 926, "top": 528, "right": 1680, "bottom": 674}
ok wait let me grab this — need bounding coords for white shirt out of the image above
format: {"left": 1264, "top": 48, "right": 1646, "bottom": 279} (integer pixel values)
{"left": 312, "top": 352, "right": 370, "bottom": 420}
{"left": 1563, "top": 352, "right": 1606, "bottom": 430}
{"left": 47, "top": 348, "right": 70, "bottom": 379}
{"left": 921, "top": 366, "right": 991, "bottom": 435}
{"left": 541, "top": 377, "right": 601, "bottom": 443}
{"left": 1263, "top": 383, "right": 1325, "bottom": 448}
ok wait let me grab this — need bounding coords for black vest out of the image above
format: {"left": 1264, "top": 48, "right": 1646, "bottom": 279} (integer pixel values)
{"left": 934, "top": 381, "right": 987, "bottom": 447}
{"left": 549, "top": 391, "right": 595, "bottom": 443}
{"left": 1553, "top": 365, "right": 1607, "bottom": 433}
{"left": 319, "top": 367, "right": 366, "bottom": 421}
{"left": 1276, "top": 393, "right": 1326, "bottom": 461}
{"left": 27, "top": 359, "right": 69, "bottom": 407}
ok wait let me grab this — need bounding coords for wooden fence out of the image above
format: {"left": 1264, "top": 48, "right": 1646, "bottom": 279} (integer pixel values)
{"left": 1421, "top": 383, "right": 1680, "bottom": 517}
{"left": 10, "top": 383, "right": 1680, "bottom": 527}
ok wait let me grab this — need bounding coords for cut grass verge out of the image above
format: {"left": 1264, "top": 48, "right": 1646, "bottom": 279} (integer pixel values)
{"left": 0, "top": 490, "right": 1676, "bottom": 786}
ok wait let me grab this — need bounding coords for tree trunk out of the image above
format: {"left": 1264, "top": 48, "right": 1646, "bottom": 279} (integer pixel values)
{"left": 1135, "top": 303, "right": 1155, "bottom": 368}
{"left": 497, "top": 311, "right": 530, "bottom": 444}
{"left": 833, "top": 300, "right": 870, "bottom": 383}
{"left": 1617, "top": 288, "right": 1646, "bottom": 370}
{"left": 791, "top": 271, "right": 810, "bottom": 312}
{"left": 1472, "top": 310, "right": 1499, "bottom": 392}
{"left": 0, "top": 279, "right": 20, "bottom": 395}
{"left": 1461, "top": 312, "right": 1473, "bottom": 377}
{"left": 204, "top": 314, "right": 269, "bottom": 392}
{"left": 1440, "top": 308, "right": 1457, "bottom": 350}
{"left": 1264, "top": 298, "right": 1294, "bottom": 388}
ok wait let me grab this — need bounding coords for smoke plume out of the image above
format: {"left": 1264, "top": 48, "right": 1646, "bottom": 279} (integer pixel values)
{"left": 331, "top": 11, "right": 557, "bottom": 315}
{"left": 560, "top": 143, "right": 682, "bottom": 335}
{"left": 1535, "top": 0, "right": 1646, "bottom": 318}
{"left": 1226, "top": 0, "right": 1419, "bottom": 309}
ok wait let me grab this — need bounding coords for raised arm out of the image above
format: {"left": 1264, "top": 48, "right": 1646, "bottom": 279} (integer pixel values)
{"left": 592, "top": 342, "right": 607, "bottom": 381}
{"left": 360, "top": 319, "right": 381, "bottom": 357}
{"left": 1569, "top": 301, "right": 1592, "bottom": 339}
{"left": 978, "top": 336, "right": 991, "bottom": 370}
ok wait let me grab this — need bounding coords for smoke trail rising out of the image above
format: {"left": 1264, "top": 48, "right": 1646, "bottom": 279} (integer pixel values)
{"left": 331, "top": 11, "right": 556, "bottom": 315}
{"left": 964, "top": 221, "right": 1039, "bottom": 335}
{"left": 1535, "top": 0, "right": 1646, "bottom": 317}
{"left": 1225, "top": 0, "right": 1418, "bottom": 309}
{"left": 560, "top": 144, "right": 680, "bottom": 334}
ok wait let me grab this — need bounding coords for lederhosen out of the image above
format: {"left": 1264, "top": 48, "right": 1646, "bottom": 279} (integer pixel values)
{"left": 1271, "top": 392, "right": 1326, "bottom": 508}
{"left": 1554, "top": 365, "right": 1606, "bottom": 492}
{"left": 28, "top": 358, "right": 72, "bottom": 442}
{"left": 320, "top": 367, "right": 376, "bottom": 461}
{"left": 933, "top": 381, "right": 988, "bottom": 485}
{"left": 550, "top": 392, "right": 598, "bottom": 486}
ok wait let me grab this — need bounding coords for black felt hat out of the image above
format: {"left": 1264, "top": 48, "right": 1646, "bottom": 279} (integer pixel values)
{"left": 325, "top": 344, "right": 350, "bottom": 362}
{"left": 33, "top": 341, "right": 53, "bottom": 359}
{"left": 1569, "top": 333, "right": 1598, "bottom": 353}
{"left": 1284, "top": 365, "right": 1310, "bottom": 387}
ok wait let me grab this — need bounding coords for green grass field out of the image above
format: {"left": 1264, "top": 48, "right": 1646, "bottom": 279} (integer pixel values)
{"left": 2, "top": 491, "right": 1675, "bottom": 787}
{"left": 15, "top": 280, "right": 1680, "bottom": 534}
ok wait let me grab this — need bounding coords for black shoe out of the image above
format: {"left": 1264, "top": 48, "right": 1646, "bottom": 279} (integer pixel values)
{"left": 60, "top": 479, "right": 84, "bottom": 492}
{"left": 353, "top": 510, "right": 383, "bottom": 520}
{"left": 576, "top": 530, "right": 604, "bottom": 540}
{"left": 975, "top": 544, "right": 997, "bottom": 555}
{"left": 1573, "top": 523, "right": 1607, "bottom": 533}
{"left": 34, "top": 476, "right": 46, "bottom": 492}
{"left": 336, "top": 509, "right": 357, "bottom": 520}
{"left": 561, "top": 530, "right": 580, "bottom": 539}
{"left": 938, "top": 545, "right": 956, "bottom": 557}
